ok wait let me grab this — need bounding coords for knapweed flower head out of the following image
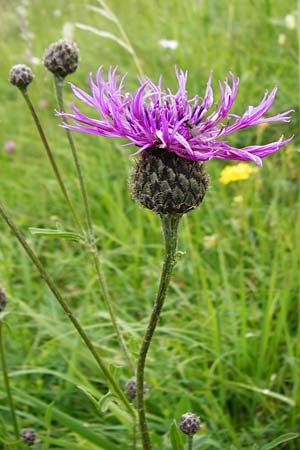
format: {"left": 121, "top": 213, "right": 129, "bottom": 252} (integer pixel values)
{"left": 0, "top": 287, "right": 7, "bottom": 312}
{"left": 125, "top": 378, "right": 148, "bottom": 399}
{"left": 21, "top": 428, "right": 36, "bottom": 446}
{"left": 44, "top": 39, "right": 79, "bottom": 78}
{"left": 8, "top": 64, "right": 33, "bottom": 90}
{"left": 58, "top": 66, "right": 293, "bottom": 167}
{"left": 179, "top": 412, "right": 201, "bottom": 435}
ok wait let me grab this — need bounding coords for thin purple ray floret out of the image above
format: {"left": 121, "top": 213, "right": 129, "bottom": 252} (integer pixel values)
{"left": 57, "top": 66, "right": 294, "bottom": 166}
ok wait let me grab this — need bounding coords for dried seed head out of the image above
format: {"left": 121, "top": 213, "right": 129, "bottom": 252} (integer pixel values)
{"left": 125, "top": 378, "right": 148, "bottom": 399}
{"left": 179, "top": 412, "right": 201, "bottom": 435}
{"left": 131, "top": 148, "right": 209, "bottom": 215}
{"left": 21, "top": 428, "right": 36, "bottom": 446}
{"left": 8, "top": 64, "right": 34, "bottom": 90}
{"left": 44, "top": 39, "right": 79, "bottom": 78}
{"left": 0, "top": 288, "right": 7, "bottom": 312}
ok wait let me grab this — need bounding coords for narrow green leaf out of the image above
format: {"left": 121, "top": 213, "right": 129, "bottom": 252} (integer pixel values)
{"left": 44, "top": 401, "right": 54, "bottom": 428}
{"left": 169, "top": 420, "right": 184, "bottom": 450}
{"left": 77, "top": 384, "right": 100, "bottom": 410}
{"left": 260, "top": 433, "right": 299, "bottom": 450}
{"left": 98, "top": 391, "right": 132, "bottom": 428}
{"left": 99, "top": 391, "right": 118, "bottom": 412}
{"left": 29, "top": 227, "right": 84, "bottom": 242}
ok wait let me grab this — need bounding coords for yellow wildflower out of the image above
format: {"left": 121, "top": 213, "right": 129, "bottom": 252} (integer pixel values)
{"left": 257, "top": 122, "right": 269, "bottom": 132}
{"left": 203, "top": 234, "right": 217, "bottom": 249}
{"left": 219, "top": 163, "right": 259, "bottom": 184}
{"left": 233, "top": 195, "right": 243, "bottom": 204}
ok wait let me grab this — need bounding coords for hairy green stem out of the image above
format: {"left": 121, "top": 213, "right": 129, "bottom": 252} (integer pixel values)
{"left": 20, "top": 89, "right": 82, "bottom": 232}
{"left": 0, "top": 321, "right": 19, "bottom": 442}
{"left": 0, "top": 203, "right": 135, "bottom": 419}
{"left": 188, "top": 435, "right": 193, "bottom": 450}
{"left": 54, "top": 76, "right": 135, "bottom": 373}
{"left": 132, "top": 419, "right": 137, "bottom": 450}
{"left": 91, "top": 250, "right": 135, "bottom": 373}
{"left": 54, "top": 76, "right": 93, "bottom": 236}
{"left": 136, "top": 214, "right": 181, "bottom": 450}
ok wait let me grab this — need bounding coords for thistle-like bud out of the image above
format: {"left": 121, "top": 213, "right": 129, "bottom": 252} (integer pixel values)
{"left": 0, "top": 287, "right": 7, "bottom": 312}
{"left": 44, "top": 39, "right": 79, "bottom": 78}
{"left": 20, "top": 428, "right": 36, "bottom": 446}
{"left": 8, "top": 64, "right": 34, "bottom": 90}
{"left": 125, "top": 378, "right": 148, "bottom": 399}
{"left": 131, "top": 148, "right": 209, "bottom": 215}
{"left": 179, "top": 412, "right": 200, "bottom": 435}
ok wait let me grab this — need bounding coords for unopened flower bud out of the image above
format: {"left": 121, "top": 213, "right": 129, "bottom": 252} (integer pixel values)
{"left": 179, "top": 412, "right": 200, "bottom": 435}
{"left": 8, "top": 64, "right": 33, "bottom": 90}
{"left": 125, "top": 378, "right": 148, "bottom": 399}
{"left": 44, "top": 39, "right": 79, "bottom": 78}
{"left": 0, "top": 288, "right": 7, "bottom": 312}
{"left": 131, "top": 148, "right": 209, "bottom": 215}
{"left": 21, "top": 428, "right": 36, "bottom": 446}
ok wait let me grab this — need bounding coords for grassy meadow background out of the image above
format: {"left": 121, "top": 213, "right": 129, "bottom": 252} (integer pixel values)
{"left": 0, "top": 0, "right": 299, "bottom": 448}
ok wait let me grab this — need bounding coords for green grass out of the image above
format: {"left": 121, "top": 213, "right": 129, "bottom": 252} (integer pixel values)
{"left": 0, "top": 0, "right": 299, "bottom": 449}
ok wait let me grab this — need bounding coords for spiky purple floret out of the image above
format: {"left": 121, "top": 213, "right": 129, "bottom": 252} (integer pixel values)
{"left": 57, "top": 66, "right": 293, "bottom": 166}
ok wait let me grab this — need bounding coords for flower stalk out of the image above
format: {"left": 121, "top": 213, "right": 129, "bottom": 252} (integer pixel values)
{"left": 0, "top": 320, "right": 19, "bottom": 442}
{"left": 0, "top": 202, "right": 135, "bottom": 419}
{"left": 136, "top": 214, "right": 181, "bottom": 450}
{"left": 188, "top": 435, "right": 193, "bottom": 450}
{"left": 54, "top": 75, "right": 135, "bottom": 374}
{"left": 20, "top": 89, "right": 82, "bottom": 232}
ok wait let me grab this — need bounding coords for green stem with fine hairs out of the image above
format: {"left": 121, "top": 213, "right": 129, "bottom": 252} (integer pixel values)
{"left": 20, "top": 89, "right": 82, "bottom": 232}
{"left": 136, "top": 214, "right": 181, "bottom": 450}
{"left": 54, "top": 75, "right": 135, "bottom": 374}
{"left": 0, "top": 321, "right": 19, "bottom": 443}
{"left": 0, "top": 202, "right": 136, "bottom": 419}
{"left": 188, "top": 435, "right": 193, "bottom": 450}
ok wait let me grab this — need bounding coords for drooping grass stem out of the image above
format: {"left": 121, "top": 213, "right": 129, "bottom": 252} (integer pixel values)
{"left": 20, "top": 89, "right": 82, "bottom": 232}
{"left": 136, "top": 214, "right": 181, "bottom": 450}
{"left": 0, "top": 203, "right": 135, "bottom": 419}
{"left": 0, "top": 321, "right": 19, "bottom": 442}
{"left": 54, "top": 75, "right": 135, "bottom": 374}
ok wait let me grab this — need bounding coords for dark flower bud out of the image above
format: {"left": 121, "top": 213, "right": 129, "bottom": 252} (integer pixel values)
{"left": 44, "top": 39, "right": 79, "bottom": 78}
{"left": 8, "top": 64, "right": 34, "bottom": 90}
{"left": 21, "top": 428, "right": 36, "bottom": 446}
{"left": 125, "top": 378, "right": 148, "bottom": 399}
{"left": 0, "top": 287, "right": 7, "bottom": 312}
{"left": 179, "top": 412, "right": 200, "bottom": 435}
{"left": 131, "top": 148, "right": 209, "bottom": 215}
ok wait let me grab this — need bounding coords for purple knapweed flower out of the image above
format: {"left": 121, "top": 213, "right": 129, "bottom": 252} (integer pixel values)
{"left": 57, "top": 67, "right": 293, "bottom": 166}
